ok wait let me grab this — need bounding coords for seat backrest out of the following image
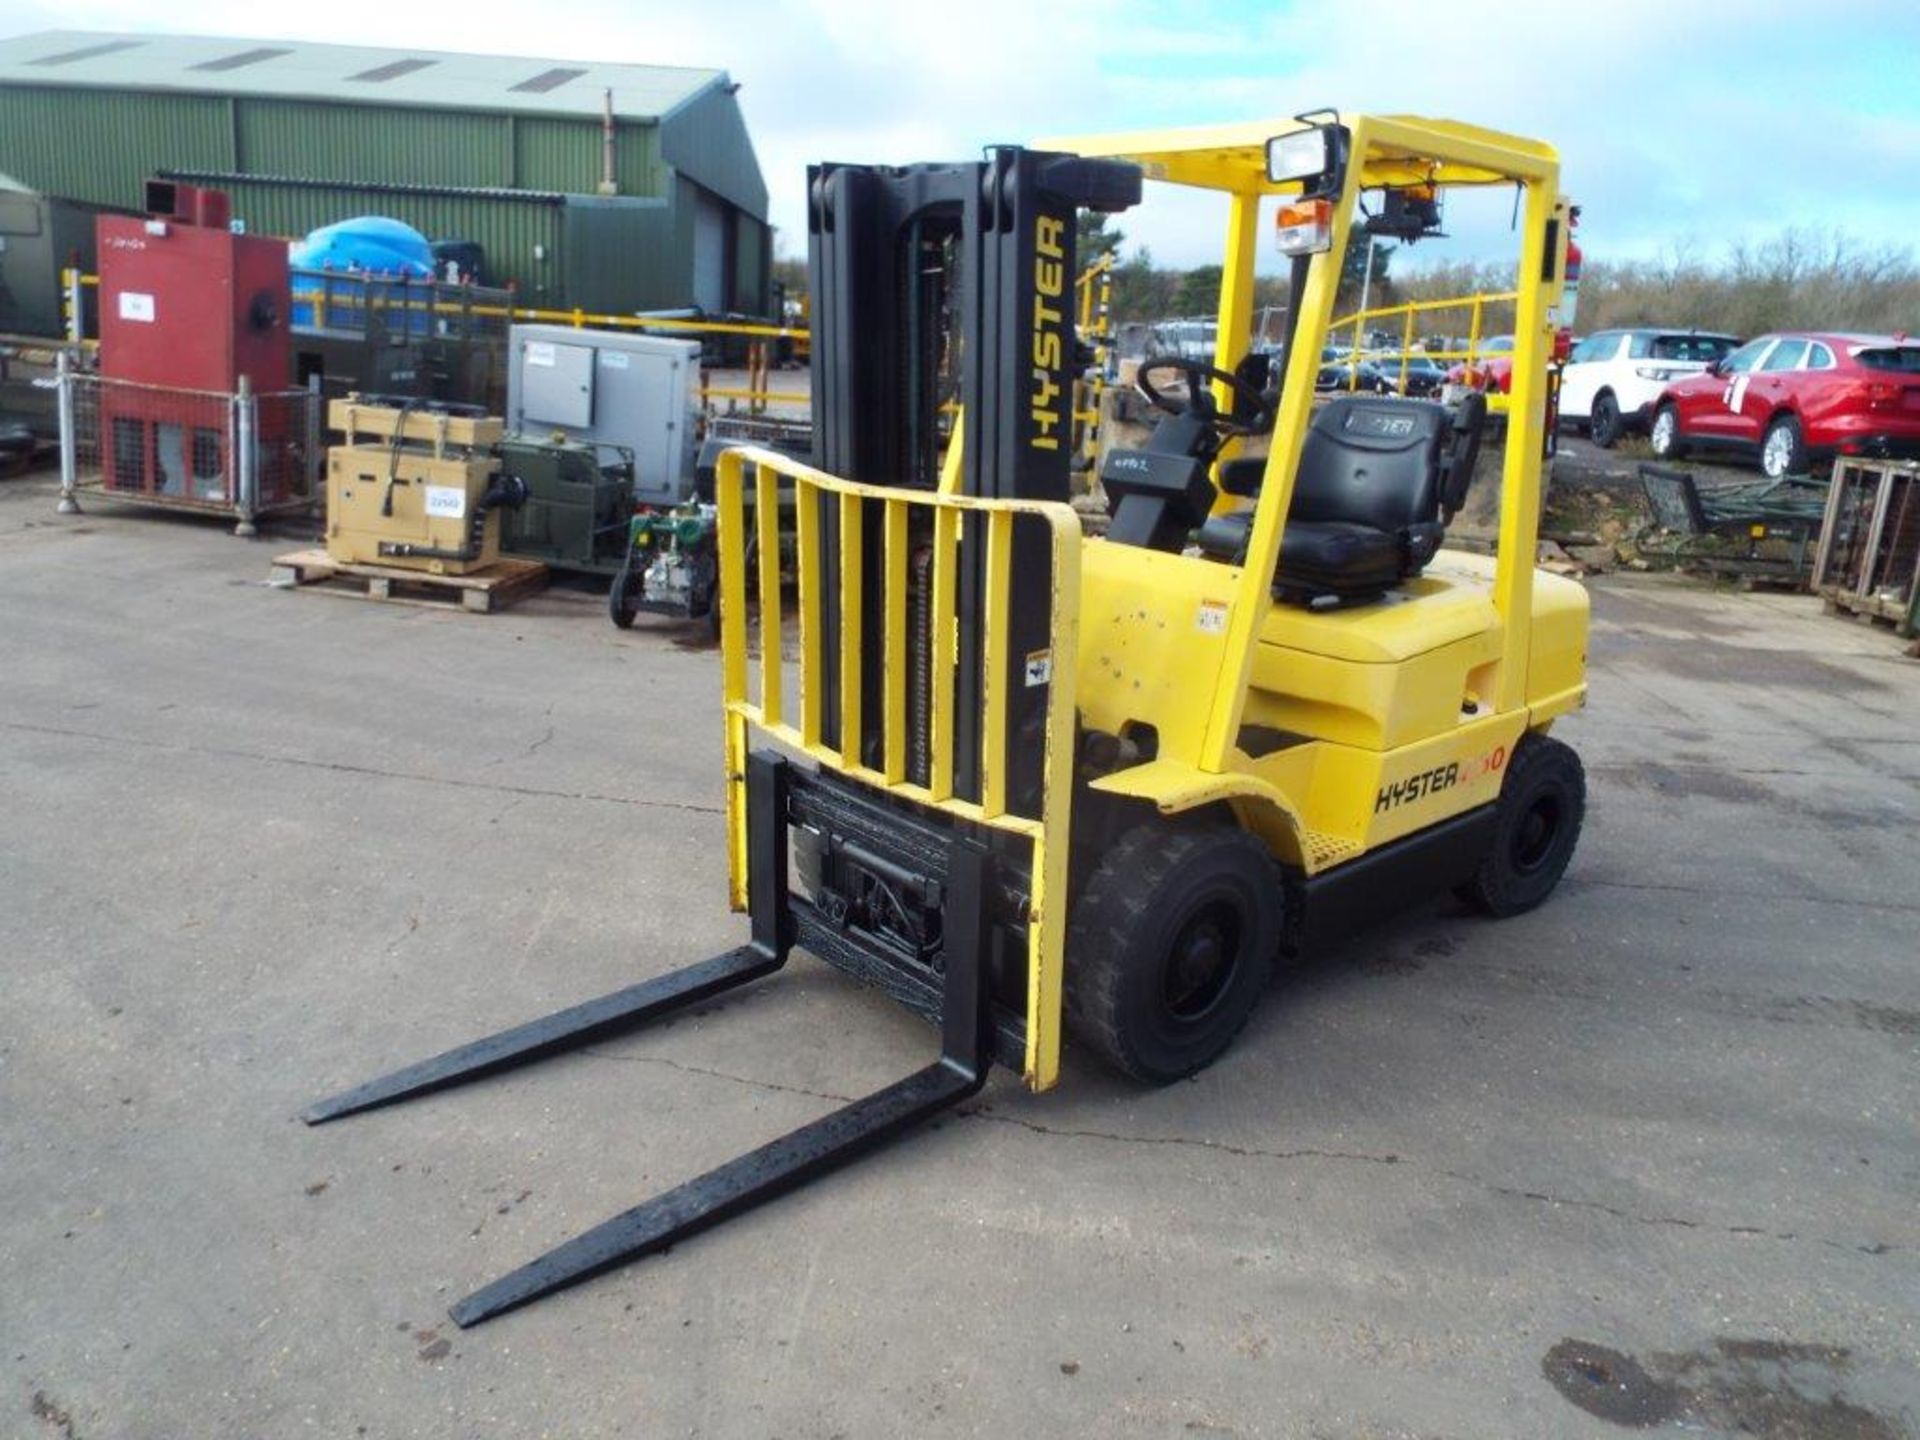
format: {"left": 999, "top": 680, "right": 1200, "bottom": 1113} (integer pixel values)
{"left": 1292, "top": 396, "right": 1448, "bottom": 531}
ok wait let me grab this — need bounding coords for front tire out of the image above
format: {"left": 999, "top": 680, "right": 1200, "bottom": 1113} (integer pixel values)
{"left": 1649, "top": 403, "right": 1684, "bottom": 459}
{"left": 1457, "top": 735, "right": 1586, "bottom": 918}
{"left": 1761, "top": 413, "right": 1806, "bottom": 478}
{"left": 1589, "top": 392, "right": 1621, "bottom": 448}
{"left": 1066, "top": 824, "right": 1284, "bottom": 1084}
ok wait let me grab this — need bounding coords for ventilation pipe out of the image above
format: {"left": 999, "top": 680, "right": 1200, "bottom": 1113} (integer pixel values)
{"left": 599, "top": 89, "right": 618, "bottom": 196}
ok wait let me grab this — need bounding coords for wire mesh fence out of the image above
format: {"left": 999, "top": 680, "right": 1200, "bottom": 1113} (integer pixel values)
{"left": 61, "top": 370, "right": 320, "bottom": 524}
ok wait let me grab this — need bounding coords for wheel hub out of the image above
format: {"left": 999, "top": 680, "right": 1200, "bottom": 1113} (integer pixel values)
{"left": 1764, "top": 428, "right": 1792, "bottom": 475}
{"left": 1163, "top": 903, "right": 1240, "bottom": 1021}
{"left": 1513, "top": 794, "right": 1563, "bottom": 874}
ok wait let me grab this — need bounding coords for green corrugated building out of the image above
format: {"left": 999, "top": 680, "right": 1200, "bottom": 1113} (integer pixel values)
{"left": 0, "top": 30, "right": 770, "bottom": 317}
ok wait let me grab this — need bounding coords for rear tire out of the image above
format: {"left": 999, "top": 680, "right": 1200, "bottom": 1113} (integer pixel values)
{"left": 1065, "top": 823, "right": 1284, "bottom": 1084}
{"left": 1589, "top": 392, "right": 1621, "bottom": 448}
{"left": 1761, "top": 413, "right": 1806, "bottom": 478}
{"left": 608, "top": 562, "right": 639, "bottom": 629}
{"left": 1649, "top": 403, "right": 1684, "bottom": 459}
{"left": 1457, "top": 734, "right": 1586, "bottom": 918}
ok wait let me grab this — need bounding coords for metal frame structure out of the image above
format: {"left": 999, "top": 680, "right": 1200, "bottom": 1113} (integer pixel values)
{"left": 1812, "top": 457, "right": 1920, "bottom": 635}
{"left": 55, "top": 361, "right": 322, "bottom": 534}
{"left": 307, "top": 144, "right": 1129, "bottom": 1322}
{"left": 714, "top": 449, "right": 1084, "bottom": 1084}
{"left": 1038, "top": 115, "right": 1579, "bottom": 828}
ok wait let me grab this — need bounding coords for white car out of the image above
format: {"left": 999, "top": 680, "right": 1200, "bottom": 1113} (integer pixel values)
{"left": 1560, "top": 328, "right": 1739, "bottom": 447}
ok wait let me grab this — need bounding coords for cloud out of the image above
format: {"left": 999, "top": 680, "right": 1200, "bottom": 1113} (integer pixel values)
{"left": 3, "top": 0, "right": 1916, "bottom": 274}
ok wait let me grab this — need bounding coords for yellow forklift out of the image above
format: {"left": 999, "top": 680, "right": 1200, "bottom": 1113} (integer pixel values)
{"left": 307, "top": 114, "right": 1587, "bottom": 1325}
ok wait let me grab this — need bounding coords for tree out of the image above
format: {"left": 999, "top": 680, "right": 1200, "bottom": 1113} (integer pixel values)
{"left": 771, "top": 255, "right": 807, "bottom": 299}
{"left": 1077, "top": 212, "right": 1125, "bottom": 266}
{"left": 1337, "top": 236, "right": 1394, "bottom": 312}
{"left": 1172, "top": 264, "right": 1224, "bottom": 317}
{"left": 1110, "top": 247, "right": 1177, "bottom": 323}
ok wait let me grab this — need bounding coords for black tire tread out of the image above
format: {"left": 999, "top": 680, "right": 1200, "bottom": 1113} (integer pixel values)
{"left": 1590, "top": 391, "right": 1620, "bottom": 448}
{"left": 1457, "top": 733, "right": 1586, "bottom": 917}
{"left": 1065, "top": 824, "right": 1280, "bottom": 1083}
{"left": 608, "top": 564, "right": 638, "bottom": 629}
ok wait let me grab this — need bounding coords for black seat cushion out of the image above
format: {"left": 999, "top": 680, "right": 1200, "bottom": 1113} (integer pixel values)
{"left": 1196, "top": 511, "right": 1431, "bottom": 595}
{"left": 1292, "top": 397, "right": 1447, "bottom": 530}
{"left": 1195, "top": 396, "right": 1454, "bottom": 601}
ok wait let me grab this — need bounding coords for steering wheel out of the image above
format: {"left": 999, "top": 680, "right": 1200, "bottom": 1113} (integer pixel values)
{"left": 1136, "top": 355, "right": 1274, "bottom": 436}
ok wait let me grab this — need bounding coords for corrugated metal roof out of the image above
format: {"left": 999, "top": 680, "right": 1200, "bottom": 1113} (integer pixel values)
{"left": 0, "top": 30, "right": 725, "bottom": 121}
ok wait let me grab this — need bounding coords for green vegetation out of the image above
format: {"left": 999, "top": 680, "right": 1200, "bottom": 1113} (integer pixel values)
{"left": 1396, "top": 228, "right": 1920, "bottom": 339}
{"left": 778, "top": 226, "right": 1917, "bottom": 342}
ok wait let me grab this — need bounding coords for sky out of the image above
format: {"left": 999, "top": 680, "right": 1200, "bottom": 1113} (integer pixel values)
{"left": 4, "top": 0, "right": 1919, "bottom": 277}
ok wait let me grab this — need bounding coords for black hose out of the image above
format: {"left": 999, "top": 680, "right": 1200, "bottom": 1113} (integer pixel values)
{"left": 380, "top": 398, "right": 424, "bottom": 518}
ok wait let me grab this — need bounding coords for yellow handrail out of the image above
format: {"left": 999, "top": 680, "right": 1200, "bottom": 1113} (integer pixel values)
{"left": 1323, "top": 288, "right": 1520, "bottom": 393}
{"left": 64, "top": 267, "right": 807, "bottom": 342}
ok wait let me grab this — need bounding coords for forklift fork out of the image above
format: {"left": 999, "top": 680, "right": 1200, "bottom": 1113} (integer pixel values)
{"left": 303, "top": 750, "right": 996, "bottom": 1327}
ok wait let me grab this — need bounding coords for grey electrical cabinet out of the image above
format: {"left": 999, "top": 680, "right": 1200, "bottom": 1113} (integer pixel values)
{"left": 507, "top": 325, "right": 699, "bottom": 505}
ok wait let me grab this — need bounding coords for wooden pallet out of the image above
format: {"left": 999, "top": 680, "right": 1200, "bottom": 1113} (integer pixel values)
{"left": 1819, "top": 586, "right": 1915, "bottom": 634}
{"left": 271, "top": 549, "right": 548, "bottom": 614}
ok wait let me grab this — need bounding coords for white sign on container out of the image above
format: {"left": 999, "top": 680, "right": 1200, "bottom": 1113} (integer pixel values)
{"left": 425, "top": 486, "right": 467, "bottom": 519}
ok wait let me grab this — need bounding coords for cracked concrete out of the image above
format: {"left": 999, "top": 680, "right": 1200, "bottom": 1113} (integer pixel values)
{"left": 577, "top": 1044, "right": 1904, "bottom": 1262}
{"left": 2, "top": 468, "right": 1917, "bottom": 1439}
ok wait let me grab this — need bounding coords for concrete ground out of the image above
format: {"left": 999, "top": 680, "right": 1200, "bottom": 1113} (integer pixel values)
{"left": 2, "top": 468, "right": 1915, "bottom": 1440}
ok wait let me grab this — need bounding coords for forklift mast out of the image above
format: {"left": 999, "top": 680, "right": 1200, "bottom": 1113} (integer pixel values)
{"left": 806, "top": 148, "right": 1139, "bottom": 808}
{"left": 808, "top": 147, "right": 1138, "bottom": 500}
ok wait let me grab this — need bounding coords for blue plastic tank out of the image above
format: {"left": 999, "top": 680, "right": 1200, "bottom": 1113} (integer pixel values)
{"left": 290, "top": 217, "right": 437, "bottom": 332}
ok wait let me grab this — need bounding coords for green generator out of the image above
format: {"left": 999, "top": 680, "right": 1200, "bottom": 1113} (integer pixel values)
{"left": 496, "top": 435, "right": 636, "bottom": 576}
{"left": 497, "top": 432, "right": 722, "bottom": 631}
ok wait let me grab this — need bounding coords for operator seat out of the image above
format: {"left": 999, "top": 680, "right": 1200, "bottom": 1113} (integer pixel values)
{"left": 1196, "top": 392, "right": 1486, "bottom": 603}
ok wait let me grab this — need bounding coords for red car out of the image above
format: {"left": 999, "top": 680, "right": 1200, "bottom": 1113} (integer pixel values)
{"left": 1444, "top": 334, "right": 1514, "bottom": 392}
{"left": 1649, "top": 331, "right": 1920, "bottom": 478}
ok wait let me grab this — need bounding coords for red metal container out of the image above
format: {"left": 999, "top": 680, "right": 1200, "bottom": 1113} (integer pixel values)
{"left": 96, "top": 184, "right": 289, "bottom": 392}
{"left": 95, "top": 182, "right": 294, "bottom": 502}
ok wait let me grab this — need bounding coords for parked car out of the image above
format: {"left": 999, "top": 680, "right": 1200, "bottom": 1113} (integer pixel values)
{"left": 1381, "top": 354, "right": 1447, "bottom": 397}
{"left": 1444, "top": 334, "right": 1515, "bottom": 392}
{"left": 1649, "top": 332, "right": 1920, "bottom": 478}
{"left": 1310, "top": 349, "right": 1448, "bottom": 398}
{"left": 1560, "top": 328, "right": 1739, "bottom": 446}
{"left": 1312, "top": 345, "right": 1355, "bottom": 390}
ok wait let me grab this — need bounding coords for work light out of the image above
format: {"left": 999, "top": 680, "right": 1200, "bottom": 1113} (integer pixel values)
{"left": 1265, "top": 122, "right": 1348, "bottom": 198}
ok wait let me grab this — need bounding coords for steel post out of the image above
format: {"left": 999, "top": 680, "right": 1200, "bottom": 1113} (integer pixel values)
{"left": 55, "top": 350, "right": 80, "bottom": 515}
{"left": 305, "top": 374, "right": 322, "bottom": 507}
{"left": 234, "top": 375, "right": 257, "bottom": 537}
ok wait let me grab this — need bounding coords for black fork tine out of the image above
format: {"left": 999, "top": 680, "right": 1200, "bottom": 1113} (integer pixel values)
{"left": 449, "top": 835, "right": 995, "bottom": 1328}
{"left": 450, "top": 1057, "right": 981, "bottom": 1327}
{"left": 302, "top": 945, "right": 782, "bottom": 1125}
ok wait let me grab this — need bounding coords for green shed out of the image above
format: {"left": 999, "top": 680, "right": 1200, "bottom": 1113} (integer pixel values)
{"left": 0, "top": 30, "right": 770, "bottom": 317}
